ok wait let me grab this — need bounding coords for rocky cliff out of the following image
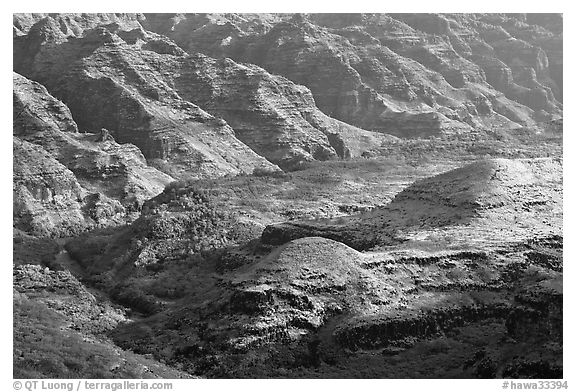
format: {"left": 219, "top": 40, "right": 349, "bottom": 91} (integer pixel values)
{"left": 14, "top": 13, "right": 563, "bottom": 177}
{"left": 13, "top": 14, "right": 394, "bottom": 173}
{"left": 14, "top": 71, "right": 176, "bottom": 236}
{"left": 141, "top": 13, "right": 562, "bottom": 138}
{"left": 13, "top": 13, "right": 562, "bottom": 379}
{"left": 14, "top": 20, "right": 280, "bottom": 177}
{"left": 14, "top": 72, "right": 174, "bottom": 208}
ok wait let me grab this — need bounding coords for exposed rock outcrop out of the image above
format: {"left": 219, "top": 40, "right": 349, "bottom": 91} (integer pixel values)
{"left": 13, "top": 137, "right": 124, "bottom": 237}
{"left": 13, "top": 13, "right": 143, "bottom": 36}
{"left": 14, "top": 72, "right": 174, "bottom": 213}
{"left": 12, "top": 13, "right": 563, "bottom": 379}
{"left": 173, "top": 54, "right": 393, "bottom": 168}
{"left": 14, "top": 19, "right": 280, "bottom": 178}
{"left": 13, "top": 15, "right": 391, "bottom": 171}
{"left": 141, "top": 13, "right": 562, "bottom": 137}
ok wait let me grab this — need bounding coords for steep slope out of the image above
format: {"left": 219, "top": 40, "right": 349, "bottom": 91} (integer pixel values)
{"left": 14, "top": 18, "right": 280, "bottom": 177}
{"left": 14, "top": 72, "right": 174, "bottom": 212}
{"left": 13, "top": 15, "right": 392, "bottom": 172}
{"left": 13, "top": 13, "right": 142, "bottom": 36}
{"left": 173, "top": 53, "right": 394, "bottom": 167}
{"left": 142, "top": 13, "right": 561, "bottom": 138}
{"left": 12, "top": 13, "right": 562, "bottom": 379}
{"left": 315, "top": 13, "right": 562, "bottom": 119}
{"left": 13, "top": 137, "right": 125, "bottom": 237}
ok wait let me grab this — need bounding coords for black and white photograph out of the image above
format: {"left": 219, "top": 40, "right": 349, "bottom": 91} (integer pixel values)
{"left": 10, "top": 7, "right": 566, "bottom": 385}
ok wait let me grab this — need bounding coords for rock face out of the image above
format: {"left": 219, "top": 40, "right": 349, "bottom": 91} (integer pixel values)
{"left": 14, "top": 72, "right": 174, "bottom": 211}
{"left": 12, "top": 13, "right": 562, "bottom": 379}
{"left": 141, "top": 13, "right": 562, "bottom": 136}
{"left": 13, "top": 72, "right": 78, "bottom": 135}
{"left": 13, "top": 21, "right": 280, "bottom": 178}
{"left": 13, "top": 72, "right": 178, "bottom": 236}
{"left": 13, "top": 13, "right": 563, "bottom": 174}
{"left": 14, "top": 137, "right": 92, "bottom": 237}
{"left": 13, "top": 137, "right": 136, "bottom": 237}
{"left": 174, "top": 54, "right": 397, "bottom": 168}
{"left": 13, "top": 13, "right": 142, "bottom": 36}
{"left": 13, "top": 15, "right": 391, "bottom": 173}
